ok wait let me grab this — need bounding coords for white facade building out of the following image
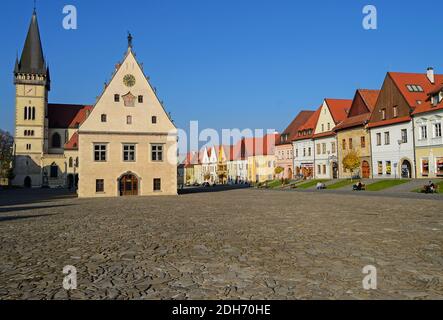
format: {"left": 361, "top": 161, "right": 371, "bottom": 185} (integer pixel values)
{"left": 369, "top": 122, "right": 415, "bottom": 179}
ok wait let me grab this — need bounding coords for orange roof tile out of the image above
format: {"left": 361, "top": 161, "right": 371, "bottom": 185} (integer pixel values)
{"left": 325, "top": 99, "right": 353, "bottom": 124}
{"left": 293, "top": 107, "right": 321, "bottom": 141}
{"left": 277, "top": 110, "right": 315, "bottom": 145}
{"left": 64, "top": 132, "right": 79, "bottom": 150}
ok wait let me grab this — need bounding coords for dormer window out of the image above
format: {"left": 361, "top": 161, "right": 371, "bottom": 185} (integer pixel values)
{"left": 114, "top": 94, "right": 120, "bottom": 102}
{"left": 406, "top": 84, "right": 424, "bottom": 92}
{"left": 431, "top": 94, "right": 440, "bottom": 107}
{"left": 381, "top": 108, "right": 386, "bottom": 120}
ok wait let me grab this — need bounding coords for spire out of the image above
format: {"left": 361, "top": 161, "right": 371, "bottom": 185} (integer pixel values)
{"left": 17, "top": 10, "right": 46, "bottom": 74}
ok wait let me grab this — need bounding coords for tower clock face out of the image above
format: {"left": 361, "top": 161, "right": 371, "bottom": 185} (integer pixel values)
{"left": 123, "top": 74, "right": 136, "bottom": 87}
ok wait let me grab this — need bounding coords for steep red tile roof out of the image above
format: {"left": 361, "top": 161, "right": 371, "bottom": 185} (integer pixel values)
{"left": 334, "top": 113, "right": 371, "bottom": 131}
{"left": 325, "top": 99, "right": 353, "bottom": 124}
{"left": 388, "top": 72, "right": 443, "bottom": 110}
{"left": 413, "top": 84, "right": 443, "bottom": 115}
{"left": 293, "top": 107, "right": 321, "bottom": 141}
{"left": 358, "top": 89, "right": 380, "bottom": 111}
{"left": 48, "top": 104, "right": 93, "bottom": 129}
{"left": 64, "top": 132, "right": 79, "bottom": 150}
{"left": 277, "top": 110, "right": 315, "bottom": 145}
{"left": 334, "top": 90, "right": 380, "bottom": 131}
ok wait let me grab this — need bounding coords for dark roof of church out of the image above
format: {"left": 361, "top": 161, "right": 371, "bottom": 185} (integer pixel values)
{"left": 48, "top": 104, "right": 93, "bottom": 129}
{"left": 15, "top": 11, "right": 47, "bottom": 75}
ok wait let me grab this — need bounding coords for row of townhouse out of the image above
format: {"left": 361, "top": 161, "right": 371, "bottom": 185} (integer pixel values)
{"left": 182, "top": 135, "right": 278, "bottom": 185}
{"left": 276, "top": 68, "right": 443, "bottom": 180}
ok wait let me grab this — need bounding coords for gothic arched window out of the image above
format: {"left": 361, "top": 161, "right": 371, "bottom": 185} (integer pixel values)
{"left": 52, "top": 133, "right": 61, "bottom": 148}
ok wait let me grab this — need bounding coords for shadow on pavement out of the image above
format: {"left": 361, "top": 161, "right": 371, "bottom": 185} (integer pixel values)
{"left": 0, "top": 213, "right": 62, "bottom": 223}
{"left": 0, "top": 188, "right": 77, "bottom": 207}
{"left": 178, "top": 185, "right": 252, "bottom": 195}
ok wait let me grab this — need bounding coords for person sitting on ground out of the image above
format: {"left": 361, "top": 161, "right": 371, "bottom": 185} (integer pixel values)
{"left": 353, "top": 181, "right": 363, "bottom": 191}
{"left": 316, "top": 182, "right": 326, "bottom": 190}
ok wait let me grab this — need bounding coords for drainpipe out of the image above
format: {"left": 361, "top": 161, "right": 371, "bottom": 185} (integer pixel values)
{"left": 411, "top": 117, "right": 417, "bottom": 179}
{"left": 368, "top": 125, "right": 374, "bottom": 179}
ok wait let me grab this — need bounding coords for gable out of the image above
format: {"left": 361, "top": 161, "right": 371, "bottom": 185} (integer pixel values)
{"left": 79, "top": 49, "right": 176, "bottom": 134}
{"left": 314, "top": 101, "right": 335, "bottom": 134}
{"left": 348, "top": 91, "right": 371, "bottom": 118}
{"left": 369, "top": 74, "right": 411, "bottom": 126}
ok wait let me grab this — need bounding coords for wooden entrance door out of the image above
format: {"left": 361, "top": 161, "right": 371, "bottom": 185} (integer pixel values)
{"left": 362, "top": 161, "right": 370, "bottom": 179}
{"left": 119, "top": 174, "right": 139, "bottom": 196}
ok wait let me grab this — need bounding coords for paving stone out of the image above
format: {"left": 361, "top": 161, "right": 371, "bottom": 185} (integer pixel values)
{"left": 1, "top": 188, "right": 443, "bottom": 299}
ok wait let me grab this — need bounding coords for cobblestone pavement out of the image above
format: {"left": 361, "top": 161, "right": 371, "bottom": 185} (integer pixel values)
{"left": 1, "top": 188, "right": 442, "bottom": 300}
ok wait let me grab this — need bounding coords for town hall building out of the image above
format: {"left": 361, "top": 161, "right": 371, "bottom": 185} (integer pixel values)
{"left": 12, "top": 10, "right": 178, "bottom": 197}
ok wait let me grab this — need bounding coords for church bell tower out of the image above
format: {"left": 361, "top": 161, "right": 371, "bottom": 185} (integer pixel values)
{"left": 13, "top": 9, "right": 50, "bottom": 187}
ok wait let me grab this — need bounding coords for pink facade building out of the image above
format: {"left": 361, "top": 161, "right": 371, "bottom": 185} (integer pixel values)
{"left": 275, "top": 111, "right": 314, "bottom": 179}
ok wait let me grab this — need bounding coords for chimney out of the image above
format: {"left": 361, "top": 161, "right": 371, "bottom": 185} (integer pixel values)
{"left": 427, "top": 67, "right": 435, "bottom": 84}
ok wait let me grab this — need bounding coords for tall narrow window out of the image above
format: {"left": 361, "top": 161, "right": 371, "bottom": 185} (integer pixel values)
{"left": 393, "top": 106, "right": 398, "bottom": 118}
{"left": 101, "top": 114, "right": 107, "bottom": 122}
{"left": 421, "top": 159, "right": 429, "bottom": 176}
{"left": 349, "top": 138, "right": 353, "bottom": 149}
{"left": 381, "top": 108, "right": 386, "bottom": 120}
{"left": 376, "top": 133, "right": 382, "bottom": 146}
{"left": 50, "top": 163, "right": 58, "bottom": 178}
{"left": 434, "top": 123, "right": 442, "bottom": 138}
{"left": 69, "top": 157, "right": 73, "bottom": 168}
{"left": 331, "top": 142, "right": 336, "bottom": 154}
{"left": 24, "top": 107, "right": 28, "bottom": 120}
{"left": 342, "top": 139, "right": 346, "bottom": 150}
{"left": 361, "top": 136, "right": 366, "bottom": 148}
{"left": 152, "top": 116, "right": 157, "bottom": 124}
{"left": 420, "top": 126, "right": 427, "bottom": 140}
{"left": 316, "top": 144, "right": 321, "bottom": 155}
{"left": 322, "top": 143, "right": 326, "bottom": 154}
{"left": 378, "top": 161, "right": 383, "bottom": 175}
{"left": 52, "top": 133, "right": 61, "bottom": 148}
{"left": 401, "top": 129, "right": 408, "bottom": 143}
{"left": 127, "top": 115, "right": 132, "bottom": 125}
{"left": 384, "top": 132, "right": 390, "bottom": 145}
{"left": 386, "top": 161, "right": 392, "bottom": 175}
{"left": 138, "top": 95, "right": 143, "bottom": 103}
{"left": 32, "top": 107, "right": 35, "bottom": 120}
{"left": 114, "top": 94, "right": 120, "bottom": 102}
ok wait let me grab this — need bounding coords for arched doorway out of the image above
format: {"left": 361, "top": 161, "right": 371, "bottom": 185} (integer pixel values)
{"left": 332, "top": 162, "right": 339, "bottom": 179}
{"left": 361, "top": 161, "right": 370, "bottom": 179}
{"left": 287, "top": 168, "right": 293, "bottom": 180}
{"left": 401, "top": 160, "right": 412, "bottom": 179}
{"left": 119, "top": 173, "right": 139, "bottom": 196}
{"left": 24, "top": 176, "right": 32, "bottom": 188}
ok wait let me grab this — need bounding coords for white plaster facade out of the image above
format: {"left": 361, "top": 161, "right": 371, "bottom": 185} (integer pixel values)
{"left": 370, "top": 121, "right": 416, "bottom": 179}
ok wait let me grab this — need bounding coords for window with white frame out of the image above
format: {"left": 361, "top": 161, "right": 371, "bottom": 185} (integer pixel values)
{"left": 420, "top": 125, "right": 427, "bottom": 140}
{"left": 434, "top": 123, "right": 442, "bottom": 138}
{"left": 401, "top": 129, "right": 408, "bottom": 143}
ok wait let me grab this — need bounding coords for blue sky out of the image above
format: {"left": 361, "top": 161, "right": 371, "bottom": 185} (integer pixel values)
{"left": 1, "top": 0, "right": 443, "bottom": 138}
